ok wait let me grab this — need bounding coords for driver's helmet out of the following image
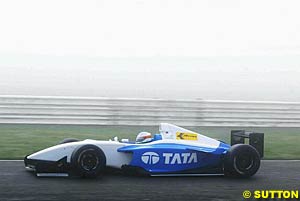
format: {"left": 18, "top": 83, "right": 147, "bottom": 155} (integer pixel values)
{"left": 136, "top": 132, "right": 152, "bottom": 143}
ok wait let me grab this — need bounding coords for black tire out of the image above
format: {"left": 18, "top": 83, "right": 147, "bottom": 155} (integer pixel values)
{"left": 224, "top": 144, "right": 260, "bottom": 178}
{"left": 70, "top": 144, "right": 106, "bottom": 178}
{"left": 59, "top": 138, "right": 79, "bottom": 144}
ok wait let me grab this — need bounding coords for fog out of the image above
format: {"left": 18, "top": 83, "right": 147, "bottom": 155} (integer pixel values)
{"left": 1, "top": 55, "right": 299, "bottom": 101}
{"left": 0, "top": 0, "right": 300, "bottom": 101}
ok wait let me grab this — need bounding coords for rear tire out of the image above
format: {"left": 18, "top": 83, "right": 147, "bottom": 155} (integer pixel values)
{"left": 224, "top": 144, "right": 260, "bottom": 177}
{"left": 71, "top": 144, "right": 106, "bottom": 178}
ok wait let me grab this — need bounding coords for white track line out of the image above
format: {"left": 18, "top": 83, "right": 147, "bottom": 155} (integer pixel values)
{"left": 262, "top": 160, "right": 300, "bottom": 162}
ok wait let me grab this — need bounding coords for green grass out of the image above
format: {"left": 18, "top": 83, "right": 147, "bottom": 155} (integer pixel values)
{"left": 0, "top": 124, "right": 299, "bottom": 159}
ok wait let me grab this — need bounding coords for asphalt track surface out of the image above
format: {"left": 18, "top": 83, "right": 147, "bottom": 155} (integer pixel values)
{"left": 0, "top": 161, "right": 299, "bottom": 201}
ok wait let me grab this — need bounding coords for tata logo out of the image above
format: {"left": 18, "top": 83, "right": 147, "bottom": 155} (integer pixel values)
{"left": 141, "top": 152, "right": 160, "bottom": 164}
{"left": 141, "top": 152, "right": 197, "bottom": 165}
{"left": 163, "top": 153, "right": 198, "bottom": 164}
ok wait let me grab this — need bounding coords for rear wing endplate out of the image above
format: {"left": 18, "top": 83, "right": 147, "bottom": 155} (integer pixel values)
{"left": 231, "top": 130, "right": 264, "bottom": 158}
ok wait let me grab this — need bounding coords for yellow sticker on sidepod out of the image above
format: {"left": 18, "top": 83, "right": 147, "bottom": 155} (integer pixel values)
{"left": 176, "top": 132, "right": 198, "bottom": 141}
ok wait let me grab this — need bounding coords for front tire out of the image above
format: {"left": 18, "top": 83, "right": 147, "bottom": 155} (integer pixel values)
{"left": 224, "top": 144, "right": 260, "bottom": 177}
{"left": 71, "top": 144, "right": 106, "bottom": 178}
{"left": 59, "top": 138, "right": 79, "bottom": 144}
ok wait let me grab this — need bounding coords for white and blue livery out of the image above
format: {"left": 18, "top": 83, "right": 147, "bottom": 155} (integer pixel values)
{"left": 24, "top": 123, "right": 262, "bottom": 178}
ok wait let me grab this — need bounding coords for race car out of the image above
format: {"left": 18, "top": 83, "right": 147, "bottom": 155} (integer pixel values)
{"left": 24, "top": 123, "right": 263, "bottom": 178}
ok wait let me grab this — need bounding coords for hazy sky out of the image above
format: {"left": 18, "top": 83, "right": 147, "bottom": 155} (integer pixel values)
{"left": 0, "top": 0, "right": 300, "bottom": 101}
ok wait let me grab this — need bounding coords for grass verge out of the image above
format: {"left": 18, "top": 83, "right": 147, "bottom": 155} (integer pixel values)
{"left": 0, "top": 124, "right": 299, "bottom": 159}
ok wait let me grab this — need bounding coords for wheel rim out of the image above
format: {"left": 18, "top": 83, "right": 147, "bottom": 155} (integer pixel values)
{"left": 234, "top": 153, "right": 254, "bottom": 172}
{"left": 78, "top": 149, "right": 99, "bottom": 171}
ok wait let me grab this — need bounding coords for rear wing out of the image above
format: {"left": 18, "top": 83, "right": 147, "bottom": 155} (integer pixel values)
{"left": 231, "top": 130, "right": 264, "bottom": 158}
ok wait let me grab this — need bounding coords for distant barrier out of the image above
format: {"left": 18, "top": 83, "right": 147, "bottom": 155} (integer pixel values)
{"left": 0, "top": 95, "right": 300, "bottom": 127}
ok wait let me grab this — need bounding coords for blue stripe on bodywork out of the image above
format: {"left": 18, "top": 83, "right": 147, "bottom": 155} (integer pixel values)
{"left": 118, "top": 142, "right": 230, "bottom": 173}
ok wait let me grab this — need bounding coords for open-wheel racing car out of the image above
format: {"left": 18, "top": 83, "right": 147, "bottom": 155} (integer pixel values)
{"left": 24, "top": 123, "right": 263, "bottom": 178}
